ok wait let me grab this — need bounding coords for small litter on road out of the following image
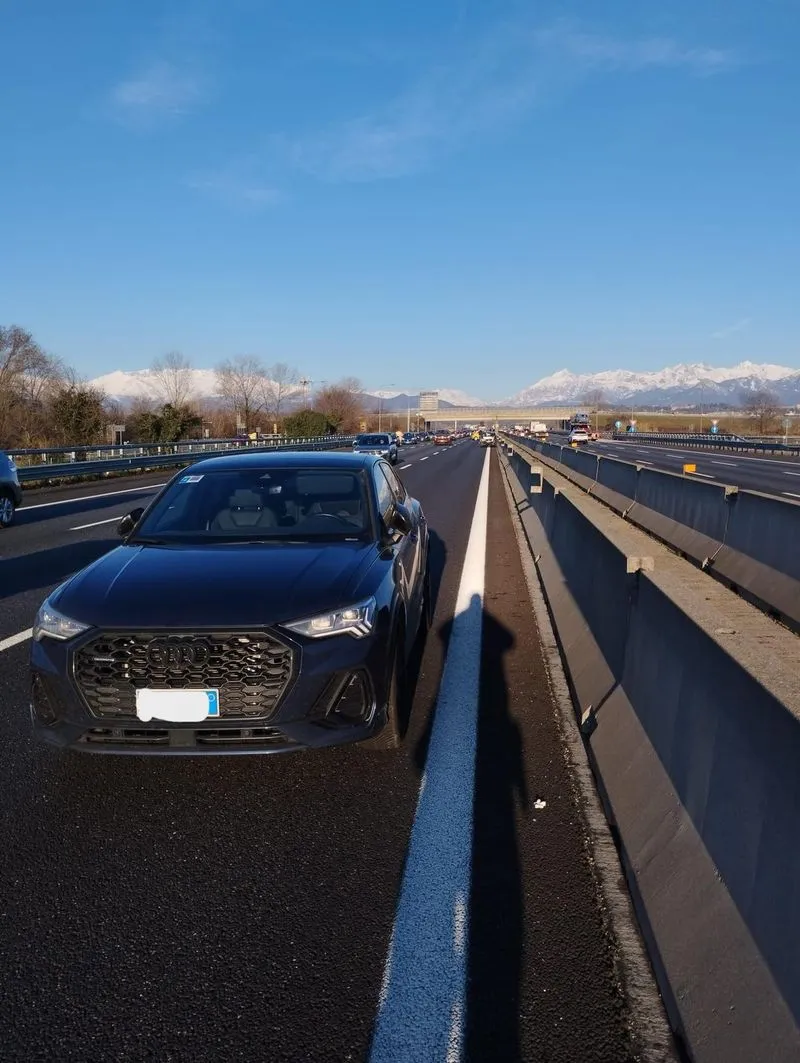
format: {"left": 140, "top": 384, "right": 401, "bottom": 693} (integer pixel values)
{"left": 533, "top": 798, "right": 547, "bottom": 810}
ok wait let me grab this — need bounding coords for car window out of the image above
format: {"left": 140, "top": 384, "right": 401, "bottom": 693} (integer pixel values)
{"left": 357, "top": 434, "right": 391, "bottom": 446}
{"left": 372, "top": 465, "right": 395, "bottom": 522}
{"left": 380, "top": 463, "right": 407, "bottom": 503}
{"left": 132, "top": 468, "right": 371, "bottom": 542}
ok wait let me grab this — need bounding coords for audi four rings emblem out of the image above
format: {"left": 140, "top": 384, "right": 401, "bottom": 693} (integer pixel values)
{"left": 145, "top": 642, "right": 209, "bottom": 669}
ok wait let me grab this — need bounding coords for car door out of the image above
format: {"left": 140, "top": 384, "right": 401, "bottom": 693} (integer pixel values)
{"left": 377, "top": 462, "right": 423, "bottom": 631}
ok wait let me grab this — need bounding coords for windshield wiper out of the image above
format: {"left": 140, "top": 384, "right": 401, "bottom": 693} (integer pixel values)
{"left": 128, "top": 536, "right": 172, "bottom": 545}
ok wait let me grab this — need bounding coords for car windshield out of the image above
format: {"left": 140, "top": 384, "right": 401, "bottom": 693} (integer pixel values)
{"left": 356, "top": 434, "right": 391, "bottom": 446}
{"left": 131, "top": 468, "right": 372, "bottom": 543}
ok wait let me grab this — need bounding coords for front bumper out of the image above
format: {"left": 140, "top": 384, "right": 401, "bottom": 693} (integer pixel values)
{"left": 30, "top": 622, "right": 394, "bottom": 756}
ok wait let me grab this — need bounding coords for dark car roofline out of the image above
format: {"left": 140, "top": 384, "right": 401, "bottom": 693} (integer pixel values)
{"left": 182, "top": 451, "right": 382, "bottom": 474}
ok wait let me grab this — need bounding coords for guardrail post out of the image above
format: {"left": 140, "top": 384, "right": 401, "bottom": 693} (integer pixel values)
{"left": 530, "top": 464, "right": 543, "bottom": 495}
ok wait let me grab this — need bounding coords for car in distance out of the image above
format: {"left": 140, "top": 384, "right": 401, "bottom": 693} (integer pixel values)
{"left": 0, "top": 450, "right": 23, "bottom": 528}
{"left": 353, "top": 433, "right": 399, "bottom": 465}
{"left": 432, "top": 431, "right": 453, "bottom": 445}
{"left": 30, "top": 452, "right": 430, "bottom": 755}
{"left": 568, "top": 428, "right": 590, "bottom": 445}
{"left": 479, "top": 432, "right": 496, "bottom": 447}
{"left": 401, "top": 432, "right": 418, "bottom": 446}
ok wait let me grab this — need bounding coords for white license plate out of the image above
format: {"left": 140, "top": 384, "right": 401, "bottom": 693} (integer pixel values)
{"left": 135, "top": 689, "right": 220, "bottom": 723}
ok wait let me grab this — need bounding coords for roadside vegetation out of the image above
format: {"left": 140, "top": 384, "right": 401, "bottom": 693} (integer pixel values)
{"left": 2, "top": 323, "right": 795, "bottom": 450}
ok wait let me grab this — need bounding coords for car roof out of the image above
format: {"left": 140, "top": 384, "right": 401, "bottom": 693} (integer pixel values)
{"left": 186, "top": 450, "right": 383, "bottom": 473}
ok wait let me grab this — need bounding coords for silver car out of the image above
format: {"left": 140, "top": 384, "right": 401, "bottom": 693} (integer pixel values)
{"left": 0, "top": 451, "right": 23, "bottom": 527}
{"left": 353, "top": 433, "right": 399, "bottom": 465}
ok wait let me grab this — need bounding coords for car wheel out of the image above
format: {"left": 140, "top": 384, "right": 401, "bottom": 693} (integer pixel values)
{"left": 0, "top": 491, "right": 16, "bottom": 529}
{"left": 366, "top": 628, "right": 406, "bottom": 750}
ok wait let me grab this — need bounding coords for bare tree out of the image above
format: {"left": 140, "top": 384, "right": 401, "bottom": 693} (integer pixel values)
{"left": 215, "top": 355, "right": 266, "bottom": 432}
{"left": 315, "top": 377, "right": 364, "bottom": 434}
{"left": 262, "top": 362, "right": 300, "bottom": 424}
{"left": 0, "top": 325, "right": 63, "bottom": 444}
{"left": 740, "top": 389, "right": 781, "bottom": 435}
{"left": 150, "top": 351, "right": 194, "bottom": 408}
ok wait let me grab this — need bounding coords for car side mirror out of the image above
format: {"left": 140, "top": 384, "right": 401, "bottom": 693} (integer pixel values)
{"left": 389, "top": 502, "right": 413, "bottom": 537}
{"left": 118, "top": 508, "right": 144, "bottom": 537}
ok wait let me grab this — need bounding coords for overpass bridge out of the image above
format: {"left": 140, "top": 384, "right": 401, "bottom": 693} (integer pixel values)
{"left": 422, "top": 406, "right": 577, "bottom": 425}
{"left": 420, "top": 406, "right": 746, "bottom": 426}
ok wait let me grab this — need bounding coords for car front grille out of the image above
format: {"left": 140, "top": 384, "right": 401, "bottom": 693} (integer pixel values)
{"left": 73, "top": 631, "right": 295, "bottom": 720}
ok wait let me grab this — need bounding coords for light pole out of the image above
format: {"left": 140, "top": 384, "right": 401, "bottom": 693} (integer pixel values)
{"left": 376, "top": 385, "right": 394, "bottom": 432}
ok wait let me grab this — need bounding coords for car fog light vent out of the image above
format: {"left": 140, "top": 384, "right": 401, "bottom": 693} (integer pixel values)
{"left": 31, "top": 675, "right": 59, "bottom": 725}
{"left": 332, "top": 673, "right": 370, "bottom": 725}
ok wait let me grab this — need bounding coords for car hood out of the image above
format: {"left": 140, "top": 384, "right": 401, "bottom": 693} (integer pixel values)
{"left": 53, "top": 541, "right": 379, "bottom": 629}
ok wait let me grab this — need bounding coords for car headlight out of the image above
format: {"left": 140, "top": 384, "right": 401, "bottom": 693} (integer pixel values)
{"left": 283, "top": 597, "right": 376, "bottom": 639}
{"left": 32, "top": 600, "right": 90, "bottom": 642}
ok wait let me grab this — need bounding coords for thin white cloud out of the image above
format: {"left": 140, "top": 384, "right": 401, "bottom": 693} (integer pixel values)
{"left": 110, "top": 61, "right": 203, "bottom": 126}
{"left": 188, "top": 172, "right": 282, "bottom": 210}
{"left": 711, "top": 317, "right": 752, "bottom": 340}
{"left": 276, "top": 20, "right": 739, "bottom": 182}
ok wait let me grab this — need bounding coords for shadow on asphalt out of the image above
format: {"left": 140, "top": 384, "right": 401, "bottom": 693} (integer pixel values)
{"left": 467, "top": 605, "right": 526, "bottom": 1063}
{"left": 410, "top": 588, "right": 526, "bottom": 1062}
{"left": 0, "top": 539, "right": 117, "bottom": 599}
{"left": 396, "top": 529, "right": 447, "bottom": 739}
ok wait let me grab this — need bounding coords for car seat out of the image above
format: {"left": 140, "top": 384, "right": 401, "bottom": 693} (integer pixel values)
{"left": 210, "top": 489, "right": 277, "bottom": 531}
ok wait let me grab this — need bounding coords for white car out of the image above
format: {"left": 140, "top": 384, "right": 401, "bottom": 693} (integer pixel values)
{"left": 568, "top": 429, "right": 590, "bottom": 445}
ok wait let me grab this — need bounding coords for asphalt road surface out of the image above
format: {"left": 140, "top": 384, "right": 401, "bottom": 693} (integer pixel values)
{"left": 0, "top": 439, "right": 662, "bottom": 1062}
{"left": 591, "top": 438, "right": 800, "bottom": 499}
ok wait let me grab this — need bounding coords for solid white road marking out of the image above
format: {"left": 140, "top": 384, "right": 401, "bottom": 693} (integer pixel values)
{"left": 370, "top": 449, "right": 490, "bottom": 1063}
{"left": 782, "top": 492, "right": 800, "bottom": 499}
{"left": 692, "top": 472, "right": 714, "bottom": 478}
{"left": 784, "top": 471, "right": 800, "bottom": 477}
{"left": 22, "top": 482, "right": 167, "bottom": 511}
{"left": 0, "top": 628, "right": 33, "bottom": 653}
{"left": 711, "top": 461, "right": 737, "bottom": 467}
{"left": 70, "top": 515, "right": 126, "bottom": 531}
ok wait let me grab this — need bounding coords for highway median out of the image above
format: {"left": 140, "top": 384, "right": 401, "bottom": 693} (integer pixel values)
{"left": 498, "top": 441, "right": 800, "bottom": 1063}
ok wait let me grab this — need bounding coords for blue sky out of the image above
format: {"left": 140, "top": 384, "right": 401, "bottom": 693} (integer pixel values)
{"left": 1, "top": 0, "right": 798, "bottom": 400}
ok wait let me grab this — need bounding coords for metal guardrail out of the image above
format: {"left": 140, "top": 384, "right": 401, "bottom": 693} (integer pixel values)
{"left": 8, "top": 435, "right": 288, "bottom": 468}
{"left": 15, "top": 436, "right": 357, "bottom": 484}
{"left": 611, "top": 431, "right": 800, "bottom": 455}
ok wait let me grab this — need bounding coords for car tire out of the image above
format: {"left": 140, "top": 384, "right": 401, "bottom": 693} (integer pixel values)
{"left": 419, "top": 560, "right": 433, "bottom": 636}
{"left": 366, "top": 627, "right": 406, "bottom": 750}
{"left": 0, "top": 491, "right": 16, "bottom": 529}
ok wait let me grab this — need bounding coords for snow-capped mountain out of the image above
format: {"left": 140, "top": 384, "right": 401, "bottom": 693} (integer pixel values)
{"left": 505, "top": 361, "right": 800, "bottom": 407}
{"left": 90, "top": 368, "right": 221, "bottom": 402}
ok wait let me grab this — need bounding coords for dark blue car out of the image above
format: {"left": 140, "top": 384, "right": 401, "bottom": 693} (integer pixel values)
{"left": 30, "top": 452, "right": 430, "bottom": 755}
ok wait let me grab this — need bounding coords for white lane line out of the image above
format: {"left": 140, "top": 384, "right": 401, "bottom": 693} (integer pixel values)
{"left": 0, "top": 628, "right": 33, "bottom": 653}
{"left": 692, "top": 472, "right": 715, "bottom": 478}
{"left": 420, "top": 456, "right": 429, "bottom": 462}
{"left": 782, "top": 492, "right": 800, "bottom": 500}
{"left": 22, "top": 482, "right": 166, "bottom": 511}
{"left": 70, "top": 515, "right": 125, "bottom": 531}
{"left": 711, "top": 461, "right": 737, "bottom": 467}
{"left": 432, "top": 451, "right": 440, "bottom": 455}
{"left": 399, "top": 464, "right": 412, "bottom": 470}
{"left": 784, "top": 471, "right": 800, "bottom": 477}
{"left": 371, "top": 450, "right": 490, "bottom": 1063}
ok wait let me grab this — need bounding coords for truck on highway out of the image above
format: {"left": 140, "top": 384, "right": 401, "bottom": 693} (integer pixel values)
{"left": 531, "top": 422, "right": 548, "bottom": 440}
